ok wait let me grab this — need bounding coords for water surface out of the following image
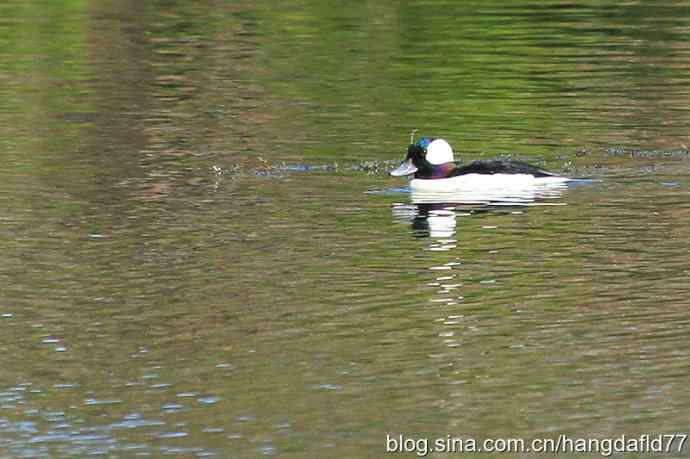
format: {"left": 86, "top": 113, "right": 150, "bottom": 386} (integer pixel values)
{"left": 2, "top": 1, "right": 690, "bottom": 457}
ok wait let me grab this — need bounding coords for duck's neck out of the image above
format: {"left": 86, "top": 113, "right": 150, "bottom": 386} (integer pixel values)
{"left": 414, "top": 161, "right": 455, "bottom": 179}
{"left": 412, "top": 156, "right": 437, "bottom": 179}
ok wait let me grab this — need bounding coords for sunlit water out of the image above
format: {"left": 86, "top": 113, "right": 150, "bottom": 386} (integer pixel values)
{"left": 2, "top": 1, "right": 690, "bottom": 457}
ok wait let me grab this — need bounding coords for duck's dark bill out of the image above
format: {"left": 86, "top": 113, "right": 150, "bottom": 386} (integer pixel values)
{"left": 390, "top": 159, "right": 418, "bottom": 177}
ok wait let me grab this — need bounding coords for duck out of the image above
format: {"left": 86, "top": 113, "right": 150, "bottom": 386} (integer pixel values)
{"left": 390, "top": 136, "right": 569, "bottom": 194}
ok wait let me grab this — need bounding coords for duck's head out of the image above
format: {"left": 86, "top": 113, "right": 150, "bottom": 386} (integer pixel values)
{"left": 390, "top": 138, "right": 454, "bottom": 177}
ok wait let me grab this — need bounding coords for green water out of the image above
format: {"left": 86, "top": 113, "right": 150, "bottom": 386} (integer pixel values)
{"left": 2, "top": 1, "right": 690, "bottom": 457}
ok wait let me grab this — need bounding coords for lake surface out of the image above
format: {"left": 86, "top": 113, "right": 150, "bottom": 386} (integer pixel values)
{"left": 2, "top": 1, "right": 690, "bottom": 457}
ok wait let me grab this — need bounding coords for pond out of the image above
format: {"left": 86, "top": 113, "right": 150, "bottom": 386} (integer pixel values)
{"left": 1, "top": 0, "right": 690, "bottom": 457}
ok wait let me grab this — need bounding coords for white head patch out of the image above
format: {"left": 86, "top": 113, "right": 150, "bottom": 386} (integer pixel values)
{"left": 426, "top": 139, "right": 454, "bottom": 165}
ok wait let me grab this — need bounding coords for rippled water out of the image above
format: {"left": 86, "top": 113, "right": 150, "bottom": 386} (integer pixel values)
{"left": 2, "top": 1, "right": 690, "bottom": 457}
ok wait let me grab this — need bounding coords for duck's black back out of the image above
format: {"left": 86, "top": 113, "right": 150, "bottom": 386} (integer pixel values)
{"left": 449, "top": 159, "right": 556, "bottom": 177}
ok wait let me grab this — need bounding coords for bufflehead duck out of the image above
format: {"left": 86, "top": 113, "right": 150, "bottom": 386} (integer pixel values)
{"left": 390, "top": 136, "right": 569, "bottom": 195}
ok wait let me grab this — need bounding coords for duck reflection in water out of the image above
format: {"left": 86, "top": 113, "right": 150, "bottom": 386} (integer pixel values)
{"left": 413, "top": 204, "right": 456, "bottom": 239}
{"left": 397, "top": 184, "right": 569, "bottom": 238}
{"left": 392, "top": 202, "right": 458, "bottom": 239}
